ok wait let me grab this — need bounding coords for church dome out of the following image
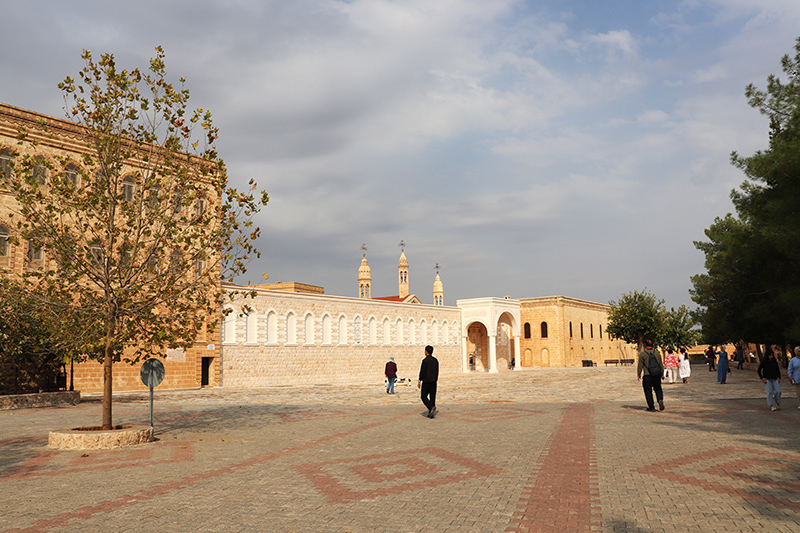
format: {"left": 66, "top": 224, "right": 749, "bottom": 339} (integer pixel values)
{"left": 433, "top": 273, "right": 443, "bottom": 292}
{"left": 359, "top": 257, "right": 371, "bottom": 277}
{"left": 399, "top": 251, "right": 408, "bottom": 267}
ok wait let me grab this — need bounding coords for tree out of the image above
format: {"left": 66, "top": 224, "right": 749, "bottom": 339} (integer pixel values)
{"left": 606, "top": 289, "right": 666, "bottom": 351}
{"left": 691, "top": 37, "right": 800, "bottom": 347}
{"left": 0, "top": 47, "right": 268, "bottom": 428}
{"left": 660, "top": 305, "right": 701, "bottom": 351}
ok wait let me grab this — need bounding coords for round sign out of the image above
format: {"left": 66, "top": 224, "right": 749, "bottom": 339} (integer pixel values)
{"left": 140, "top": 358, "right": 165, "bottom": 388}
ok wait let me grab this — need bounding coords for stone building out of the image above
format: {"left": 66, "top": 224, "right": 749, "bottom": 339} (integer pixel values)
{"left": 518, "top": 296, "right": 636, "bottom": 367}
{"left": 0, "top": 102, "right": 222, "bottom": 394}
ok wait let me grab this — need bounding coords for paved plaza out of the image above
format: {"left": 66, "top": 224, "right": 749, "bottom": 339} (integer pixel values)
{"left": 2, "top": 363, "right": 800, "bottom": 532}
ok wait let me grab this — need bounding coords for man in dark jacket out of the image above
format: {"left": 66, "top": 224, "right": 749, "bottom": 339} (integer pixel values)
{"left": 418, "top": 345, "right": 439, "bottom": 418}
{"left": 758, "top": 351, "right": 782, "bottom": 411}
{"left": 637, "top": 339, "right": 665, "bottom": 412}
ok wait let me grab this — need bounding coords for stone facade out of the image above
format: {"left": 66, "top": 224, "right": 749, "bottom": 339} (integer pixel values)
{"left": 222, "top": 286, "right": 462, "bottom": 387}
{"left": 519, "top": 296, "right": 636, "bottom": 367}
{"left": 0, "top": 102, "right": 222, "bottom": 394}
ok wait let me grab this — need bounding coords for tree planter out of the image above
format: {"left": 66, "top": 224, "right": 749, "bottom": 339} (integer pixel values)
{"left": 48, "top": 425, "right": 154, "bottom": 450}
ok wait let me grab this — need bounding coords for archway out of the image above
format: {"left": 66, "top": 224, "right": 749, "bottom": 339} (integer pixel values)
{"left": 466, "top": 322, "right": 489, "bottom": 372}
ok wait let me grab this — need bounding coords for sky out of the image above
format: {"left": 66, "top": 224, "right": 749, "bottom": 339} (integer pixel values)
{"left": 2, "top": 0, "right": 799, "bottom": 309}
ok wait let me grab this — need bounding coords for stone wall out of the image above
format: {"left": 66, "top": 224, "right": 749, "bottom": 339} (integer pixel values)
{"left": 222, "top": 287, "right": 462, "bottom": 387}
{"left": 0, "top": 391, "right": 80, "bottom": 410}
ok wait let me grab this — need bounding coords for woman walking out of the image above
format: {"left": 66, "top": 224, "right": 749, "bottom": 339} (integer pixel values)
{"left": 717, "top": 346, "right": 729, "bottom": 384}
{"left": 664, "top": 349, "right": 679, "bottom": 384}
{"left": 679, "top": 349, "right": 691, "bottom": 384}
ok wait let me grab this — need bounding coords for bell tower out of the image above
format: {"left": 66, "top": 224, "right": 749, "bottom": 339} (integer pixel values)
{"left": 433, "top": 263, "right": 444, "bottom": 306}
{"left": 398, "top": 240, "right": 409, "bottom": 299}
{"left": 358, "top": 243, "right": 371, "bottom": 299}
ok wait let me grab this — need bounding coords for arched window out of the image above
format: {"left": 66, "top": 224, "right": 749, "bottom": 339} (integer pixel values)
{"left": 305, "top": 314, "right": 315, "bottom": 345}
{"left": 409, "top": 320, "right": 416, "bottom": 345}
{"left": 383, "top": 318, "right": 390, "bottom": 345}
{"left": 222, "top": 309, "right": 237, "bottom": 344}
{"left": 524, "top": 323, "right": 531, "bottom": 339}
{"left": 395, "top": 318, "right": 404, "bottom": 345}
{"left": 540, "top": 322, "right": 548, "bottom": 338}
{"left": 267, "top": 311, "right": 277, "bottom": 344}
{"left": 246, "top": 312, "right": 258, "bottom": 344}
{"left": 353, "top": 316, "right": 362, "bottom": 344}
{"left": 338, "top": 315, "right": 348, "bottom": 345}
{"left": 287, "top": 313, "right": 297, "bottom": 344}
{"left": 322, "top": 315, "right": 332, "bottom": 344}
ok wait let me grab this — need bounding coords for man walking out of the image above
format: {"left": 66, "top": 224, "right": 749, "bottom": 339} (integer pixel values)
{"left": 637, "top": 339, "right": 665, "bottom": 412}
{"left": 418, "top": 345, "right": 439, "bottom": 418}
{"left": 788, "top": 347, "right": 800, "bottom": 409}
{"left": 385, "top": 356, "right": 397, "bottom": 394}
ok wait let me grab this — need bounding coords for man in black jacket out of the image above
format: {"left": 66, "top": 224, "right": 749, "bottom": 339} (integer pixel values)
{"left": 418, "top": 345, "right": 439, "bottom": 418}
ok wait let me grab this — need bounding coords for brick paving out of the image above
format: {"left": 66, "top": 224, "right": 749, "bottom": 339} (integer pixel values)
{"left": 2, "top": 363, "right": 800, "bottom": 532}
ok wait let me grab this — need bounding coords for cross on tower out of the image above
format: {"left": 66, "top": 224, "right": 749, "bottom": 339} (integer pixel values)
{"left": 361, "top": 243, "right": 368, "bottom": 258}
{"left": 434, "top": 263, "right": 440, "bottom": 275}
{"left": 398, "top": 240, "right": 406, "bottom": 253}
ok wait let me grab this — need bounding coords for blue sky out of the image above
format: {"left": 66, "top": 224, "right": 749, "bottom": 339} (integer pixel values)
{"left": 2, "top": 0, "right": 799, "bottom": 309}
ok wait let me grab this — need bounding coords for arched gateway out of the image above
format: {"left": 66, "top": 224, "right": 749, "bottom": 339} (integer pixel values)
{"left": 457, "top": 297, "right": 521, "bottom": 373}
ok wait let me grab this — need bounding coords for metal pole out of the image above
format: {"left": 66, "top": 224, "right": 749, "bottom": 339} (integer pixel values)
{"left": 149, "top": 385, "right": 154, "bottom": 427}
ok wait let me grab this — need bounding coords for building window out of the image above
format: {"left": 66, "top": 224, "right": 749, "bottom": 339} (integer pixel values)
{"left": 590, "top": 324, "right": 593, "bottom": 338}
{"left": 0, "top": 224, "right": 9, "bottom": 258}
{"left": 580, "top": 323, "right": 584, "bottom": 339}
{"left": 0, "top": 148, "right": 14, "bottom": 178}
{"left": 33, "top": 163, "right": 48, "bottom": 186}
{"left": 65, "top": 163, "right": 81, "bottom": 189}
{"left": 599, "top": 324, "right": 603, "bottom": 339}
{"left": 540, "top": 322, "right": 548, "bottom": 338}
{"left": 122, "top": 176, "right": 136, "bottom": 202}
{"left": 524, "top": 323, "right": 531, "bottom": 339}
{"left": 569, "top": 322, "right": 573, "bottom": 338}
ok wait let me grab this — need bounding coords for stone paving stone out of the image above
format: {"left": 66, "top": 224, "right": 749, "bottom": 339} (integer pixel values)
{"left": 1, "top": 365, "right": 799, "bottom": 532}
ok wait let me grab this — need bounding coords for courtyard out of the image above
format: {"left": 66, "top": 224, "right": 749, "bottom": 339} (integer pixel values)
{"left": 1, "top": 363, "right": 799, "bottom": 532}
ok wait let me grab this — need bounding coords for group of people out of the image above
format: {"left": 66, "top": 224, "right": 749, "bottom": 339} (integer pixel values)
{"left": 662, "top": 348, "right": 691, "bottom": 384}
{"left": 384, "top": 346, "right": 440, "bottom": 419}
{"left": 639, "top": 342, "right": 800, "bottom": 412}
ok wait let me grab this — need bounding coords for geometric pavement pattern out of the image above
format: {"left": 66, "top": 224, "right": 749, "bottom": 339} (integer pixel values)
{"left": 296, "top": 447, "right": 502, "bottom": 503}
{"left": 638, "top": 446, "right": 800, "bottom": 514}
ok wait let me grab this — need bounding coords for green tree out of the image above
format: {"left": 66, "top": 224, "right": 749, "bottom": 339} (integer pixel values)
{"left": 0, "top": 47, "right": 268, "bottom": 428}
{"left": 660, "top": 305, "right": 700, "bottom": 351}
{"left": 606, "top": 289, "right": 666, "bottom": 351}
{"left": 692, "top": 37, "right": 800, "bottom": 346}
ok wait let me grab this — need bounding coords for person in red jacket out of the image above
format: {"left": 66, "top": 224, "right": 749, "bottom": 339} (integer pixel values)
{"left": 385, "top": 357, "right": 397, "bottom": 394}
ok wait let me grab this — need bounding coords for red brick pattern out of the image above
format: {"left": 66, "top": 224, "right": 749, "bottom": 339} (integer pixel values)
{"left": 444, "top": 406, "right": 543, "bottom": 423}
{"left": 507, "top": 403, "right": 599, "bottom": 532}
{"left": 638, "top": 446, "right": 800, "bottom": 513}
{"left": 296, "top": 447, "right": 502, "bottom": 504}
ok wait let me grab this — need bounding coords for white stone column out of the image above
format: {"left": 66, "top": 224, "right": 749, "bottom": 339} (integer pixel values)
{"left": 488, "top": 334, "right": 498, "bottom": 373}
{"left": 462, "top": 336, "right": 469, "bottom": 373}
{"left": 513, "top": 336, "right": 521, "bottom": 370}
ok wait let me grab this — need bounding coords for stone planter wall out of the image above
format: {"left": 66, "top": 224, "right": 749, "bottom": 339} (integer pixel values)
{"left": 0, "top": 391, "right": 80, "bottom": 410}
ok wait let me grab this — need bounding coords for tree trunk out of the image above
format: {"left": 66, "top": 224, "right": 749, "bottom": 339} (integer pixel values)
{"left": 102, "top": 302, "right": 117, "bottom": 430}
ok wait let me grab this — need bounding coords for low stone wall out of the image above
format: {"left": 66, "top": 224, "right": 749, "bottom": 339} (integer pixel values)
{"left": 48, "top": 425, "right": 154, "bottom": 450}
{"left": 0, "top": 391, "right": 80, "bottom": 410}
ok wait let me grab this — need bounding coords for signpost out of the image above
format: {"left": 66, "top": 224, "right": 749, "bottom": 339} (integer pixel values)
{"left": 140, "top": 359, "right": 165, "bottom": 427}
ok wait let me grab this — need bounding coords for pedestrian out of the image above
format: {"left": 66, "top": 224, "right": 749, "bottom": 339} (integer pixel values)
{"left": 637, "top": 339, "right": 665, "bottom": 412}
{"left": 664, "top": 348, "right": 679, "bottom": 384}
{"left": 735, "top": 346, "right": 745, "bottom": 370}
{"left": 787, "top": 347, "right": 800, "bottom": 409}
{"left": 716, "top": 346, "right": 729, "bottom": 384}
{"left": 757, "top": 350, "right": 782, "bottom": 411}
{"left": 418, "top": 345, "right": 439, "bottom": 418}
{"left": 385, "top": 356, "right": 397, "bottom": 394}
{"left": 706, "top": 346, "right": 716, "bottom": 372}
{"left": 679, "top": 348, "right": 691, "bottom": 384}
